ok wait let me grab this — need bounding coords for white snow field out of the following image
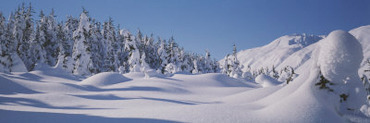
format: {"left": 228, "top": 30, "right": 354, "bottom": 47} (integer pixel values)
{"left": 1, "top": 26, "right": 370, "bottom": 122}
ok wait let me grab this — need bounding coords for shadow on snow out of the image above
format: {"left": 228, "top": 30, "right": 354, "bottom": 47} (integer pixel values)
{"left": 0, "top": 109, "right": 180, "bottom": 123}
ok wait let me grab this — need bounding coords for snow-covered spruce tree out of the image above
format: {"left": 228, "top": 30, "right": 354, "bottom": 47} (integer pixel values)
{"left": 361, "top": 75, "right": 370, "bottom": 96}
{"left": 278, "top": 66, "right": 296, "bottom": 84}
{"left": 157, "top": 37, "right": 168, "bottom": 74}
{"left": 89, "top": 19, "right": 104, "bottom": 73}
{"left": 144, "top": 34, "right": 159, "bottom": 70}
{"left": 55, "top": 16, "right": 77, "bottom": 72}
{"left": 0, "top": 12, "right": 13, "bottom": 73}
{"left": 221, "top": 54, "right": 229, "bottom": 75}
{"left": 192, "top": 58, "right": 199, "bottom": 74}
{"left": 361, "top": 59, "right": 370, "bottom": 96}
{"left": 102, "top": 18, "right": 119, "bottom": 72}
{"left": 136, "top": 29, "right": 144, "bottom": 54}
{"left": 28, "top": 21, "right": 47, "bottom": 69}
{"left": 204, "top": 50, "right": 213, "bottom": 73}
{"left": 13, "top": 3, "right": 33, "bottom": 70}
{"left": 116, "top": 28, "right": 129, "bottom": 73}
{"left": 43, "top": 9, "right": 59, "bottom": 66}
{"left": 140, "top": 52, "right": 150, "bottom": 72}
{"left": 270, "top": 65, "right": 279, "bottom": 79}
{"left": 71, "top": 9, "right": 94, "bottom": 76}
{"left": 223, "top": 44, "right": 243, "bottom": 78}
{"left": 167, "top": 36, "right": 180, "bottom": 65}
{"left": 124, "top": 31, "right": 141, "bottom": 72}
{"left": 178, "top": 49, "right": 191, "bottom": 72}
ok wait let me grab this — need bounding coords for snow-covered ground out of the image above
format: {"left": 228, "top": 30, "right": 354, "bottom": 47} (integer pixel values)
{"left": 1, "top": 26, "right": 370, "bottom": 122}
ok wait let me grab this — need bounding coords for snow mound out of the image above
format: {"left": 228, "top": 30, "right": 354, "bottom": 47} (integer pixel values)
{"left": 80, "top": 72, "right": 131, "bottom": 86}
{"left": 123, "top": 72, "right": 146, "bottom": 79}
{"left": 318, "top": 30, "right": 366, "bottom": 112}
{"left": 30, "top": 63, "right": 78, "bottom": 80}
{"left": 255, "top": 74, "right": 281, "bottom": 87}
{"left": 318, "top": 30, "right": 363, "bottom": 81}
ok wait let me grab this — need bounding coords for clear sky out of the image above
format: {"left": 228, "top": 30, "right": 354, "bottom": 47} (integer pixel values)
{"left": 0, "top": 0, "right": 370, "bottom": 60}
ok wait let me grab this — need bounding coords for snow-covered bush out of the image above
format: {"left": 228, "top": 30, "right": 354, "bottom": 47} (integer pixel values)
{"left": 317, "top": 30, "right": 366, "bottom": 113}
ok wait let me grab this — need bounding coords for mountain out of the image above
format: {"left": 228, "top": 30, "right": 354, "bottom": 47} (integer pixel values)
{"left": 225, "top": 25, "right": 370, "bottom": 75}
{"left": 222, "top": 34, "right": 324, "bottom": 72}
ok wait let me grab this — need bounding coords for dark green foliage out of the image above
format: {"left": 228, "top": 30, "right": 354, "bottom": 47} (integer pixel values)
{"left": 315, "top": 73, "right": 334, "bottom": 92}
{"left": 339, "top": 93, "right": 348, "bottom": 103}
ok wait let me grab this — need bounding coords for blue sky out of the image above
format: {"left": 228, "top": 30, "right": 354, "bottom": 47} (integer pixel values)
{"left": 0, "top": 0, "right": 370, "bottom": 60}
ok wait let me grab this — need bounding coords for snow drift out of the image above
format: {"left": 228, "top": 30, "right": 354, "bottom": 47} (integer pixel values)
{"left": 79, "top": 72, "right": 131, "bottom": 86}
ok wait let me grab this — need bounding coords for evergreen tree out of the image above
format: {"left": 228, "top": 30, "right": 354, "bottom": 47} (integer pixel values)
{"left": 44, "top": 9, "right": 59, "bottom": 66}
{"left": 102, "top": 18, "right": 118, "bottom": 72}
{"left": 56, "top": 16, "right": 77, "bottom": 72}
{"left": 13, "top": 3, "right": 33, "bottom": 70}
{"left": 124, "top": 31, "right": 140, "bottom": 72}
{"left": 157, "top": 38, "right": 168, "bottom": 74}
{"left": 29, "top": 21, "right": 47, "bottom": 69}
{"left": 0, "top": 12, "right": 13, "bottom": 72}
{"left": 204, "top": 50, "right": 213, "bottom": 73}
{"left": 71, "top": 10, "right": 94, "bottom": 76}
{"left": 90, "top": 20, "right": 104, "bottom": 73}
{"left": 192, "top": 59, "right": 199, "bottom": 74}
{"left": 222, "top": 44, "right": 243, "bottom": 78}
{"left": 140, "top": 52, "right": 150, "bottom": 72}
{"left": 116, "top": 28, "right": 129, "bottom": 73}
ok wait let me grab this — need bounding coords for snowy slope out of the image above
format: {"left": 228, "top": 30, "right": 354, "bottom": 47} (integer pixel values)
{"left": 1, "top": 37, "right": 369, "bottom": 123}
{"left": 227, "top": 25, "right": 370, "bottom": 76}
{"left": 223, "top": 34, "right": 324, "bottom": 71}
{"left": 1, "top": 26, "right": 370, "bottom": 122}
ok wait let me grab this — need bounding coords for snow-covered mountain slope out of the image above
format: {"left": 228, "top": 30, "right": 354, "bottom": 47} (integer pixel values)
{"left": 223, "top": 34, "right": 324, "bottom": 71}
{"left": 227, "top": 25, "right": 370, "bottom": 75}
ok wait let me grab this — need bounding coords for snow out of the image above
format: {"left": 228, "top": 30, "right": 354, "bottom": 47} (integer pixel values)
{"left": 318, "top": 30, "right": 363, "bottom": 82}
{"left": 79, "top": 72, "right": 131, "bottom": 86}
{"left": 222, "top": 34, "right": 324, "bottom": 72}
{"left": 255, "top": 74, "right": 282, "bottom": 87}
{"left": 1, "top": 26, "right": 370, "bottom": 122}
{"left": 1, "top": 61, "right": 368, "bottom": 122}
{"left": 349, "top": 25, "right": 370, "bottom": 77}
{"left": 9, "top": 53, "right": 28, "bottom": 72}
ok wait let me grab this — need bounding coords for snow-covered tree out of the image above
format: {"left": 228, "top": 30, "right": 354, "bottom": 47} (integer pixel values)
{"left": 55, "top": 16, "right": 77, "bottom": 72}
{"left": 157, "top": 38, "right": 168, "bottom": 74}
{"left": 29, "top": 22, "right": 47, "bottom": 69}
{"left": 140, "top": 52, "right": 150, "bottom": 72}
{"left": 222, "top": 44, "right": 243, "bottom": 78}
{"left": 124, "top": 31, "right": 141, "bottom": 72}
{"left": 71, "top": 9, "right": 94, "bottom": 76}
{"left": 0, "top": 12, "right": 13, "bottom": 73}
{"left": 204, "top": 50, "right": 213, "bottom": 73}
{"left": 192, "top": 59, "right": 199, "bottom": 74}
{"left": 13, "top": 3, "right": 33, "bottom": 70}
{"left": 43, "top": 9, "right": 59, "bottom": 66}
{"left": 278, "top": 66, "right": 296, "bottom": 84}
{"left": 102, "top": 18, "right": 119, "bottom": 72}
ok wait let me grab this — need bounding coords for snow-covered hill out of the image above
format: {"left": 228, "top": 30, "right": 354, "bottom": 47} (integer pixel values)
{"left": 222, "top": 34, "right": 324, "bottom": 72}
{"left": 226, "top": 25, "right": 370, "bottom": 76}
